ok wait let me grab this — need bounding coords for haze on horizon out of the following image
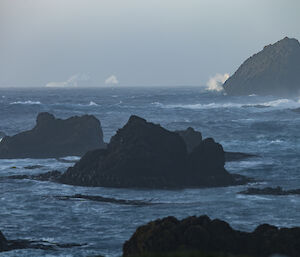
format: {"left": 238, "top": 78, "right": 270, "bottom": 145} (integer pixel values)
{"left": 0, "top": 0, "right": 300, "bottom": 88}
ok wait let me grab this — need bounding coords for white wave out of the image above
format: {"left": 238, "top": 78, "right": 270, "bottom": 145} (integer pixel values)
{"left": 88, "top": 101, "right": 98, "bottom": 106}
{"left": 105, "top": 75, "right": 119, "bottom": 85}
{"left": 206, "top": 73, "right": 229, "bottom": 92}
{"left": 59, "top": 156, "right": 81, "bottom": 161}
{"left": 152, "top": 98, "right": 300, "bottom": 110}
{"left": 10, "top": 100, "right": 41, "bottom": 105}
{"left": 244, "top": 98, "right": 300, "bottom": 109}
{"left": 269, "top": 139, "right": 284, "bottom": 144}
{"left": 152, "top": 102, "right": 243, "bottom": 109}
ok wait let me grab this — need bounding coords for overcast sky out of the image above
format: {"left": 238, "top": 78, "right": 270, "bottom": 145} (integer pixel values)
{"left": 0, "top": 0, "right": 300, "bottom": 87}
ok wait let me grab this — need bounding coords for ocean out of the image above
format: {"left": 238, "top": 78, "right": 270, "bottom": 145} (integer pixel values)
{"left": 0, "top": 87, "right": 300, "bottom": 257}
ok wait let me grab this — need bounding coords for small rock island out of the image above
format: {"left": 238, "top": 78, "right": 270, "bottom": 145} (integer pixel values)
{"left": 223, "top": 37, "right": 300, "bottom": 96}
{"left": 0, "top": 112, "right": 106, "bottom": 159}
{"left": 59, "top": 115, "right": 248, "bottom": 188}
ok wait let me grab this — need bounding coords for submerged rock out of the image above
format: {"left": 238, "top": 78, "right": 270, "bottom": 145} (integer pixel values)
{"left": 7, "top": 170, "right": 62, "bottom": 182}
{"left": 59, "top": 115, "right": 249, "bottom": 188}
{"left": 24, "top": 165, "right": 44, "bottom": 170}
{"left": 223, "top": 37, "right": 300, "bottom": 96}
{"left": 0, "top": 112, "right": 106, "bottom": 159}
{"left": 0, "top": 230, "right": 82, "bottom": 252}
{"left": 239, "top": 186, "right": 300, "bottom": 195}
{"left": 123, "top": 215, "right": 300, "bottom": 257}
{"left": 55, "top": 194, "right": 155, "bottom": 206}
{"left": 224, "top": 152, "right": 258, "bottom": 162}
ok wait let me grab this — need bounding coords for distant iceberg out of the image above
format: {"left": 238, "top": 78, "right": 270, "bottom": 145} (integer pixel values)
{"left": 46, "top": 73, "right": 91, "bottom": 88}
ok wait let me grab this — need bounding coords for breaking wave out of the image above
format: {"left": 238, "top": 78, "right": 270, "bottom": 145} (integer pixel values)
{"left": 10, "top": 100, "right": 41, "bottom": 105}
{"left": 151, "top": 98, "right": 300, "bottom": 110}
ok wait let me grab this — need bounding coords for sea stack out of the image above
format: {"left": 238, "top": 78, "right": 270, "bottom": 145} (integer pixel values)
{"left": 59, "top": 115, "right": 248, "bottom": 188}
{"left": 0, "top": 112, "right": 106, "bottom": 158}
{"left": 223, "top": 37, "right": 300, "bottom": 96}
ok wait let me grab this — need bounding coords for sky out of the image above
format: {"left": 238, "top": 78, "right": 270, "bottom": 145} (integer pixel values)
{"left": 0, "top": 0, "right": 300, "bottom": 87}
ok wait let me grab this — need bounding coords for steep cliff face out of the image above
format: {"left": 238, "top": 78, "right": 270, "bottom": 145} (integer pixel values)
{"left": 0, "top": 112, "right": 105, "bottom": 158}
{"left": 223, "top": 37, "right": 300, "bottom": 96}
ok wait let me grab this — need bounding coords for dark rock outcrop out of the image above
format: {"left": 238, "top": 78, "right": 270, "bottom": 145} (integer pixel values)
{"left": 123, "top": 215, "right": 300, "bottom": 257}
{"left": 0, "top": 112, "right": 106, "bottom": 159}
{"left": 223, "top": 37, "right": 300, "bottom": 96}
{"left": 175, "top": 127, "right": 202, "bottom": 153}
{"left": 175, "top": 128, "right": 257, "bottom": 162}
{"left": 59, "top": 115, "right": 248, "bottom": 188}
{"left": 239, "top": 186, "right": 300, "bottom": 195}
{"left": 7, "top": 170, "right": 62, "bottom": 182}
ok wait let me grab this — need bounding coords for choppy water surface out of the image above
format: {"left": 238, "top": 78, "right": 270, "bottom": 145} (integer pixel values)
{"left": 0, "top": 87, "right": 300, "bottom": 257}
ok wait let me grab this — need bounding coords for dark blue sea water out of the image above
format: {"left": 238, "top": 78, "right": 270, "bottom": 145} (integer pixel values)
{"left": 0, "top": 87, "right": 300, "bottom": 257}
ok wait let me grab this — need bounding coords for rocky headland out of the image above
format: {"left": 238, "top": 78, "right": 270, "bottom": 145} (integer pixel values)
{"left": 123, "top": 215, "right": 300, "bottom": 257}
{"left": 223, "top": 37, "right": 300, "bottom": 96}
{"left": 0, "top": 112, "right": 106, "bottom": 159}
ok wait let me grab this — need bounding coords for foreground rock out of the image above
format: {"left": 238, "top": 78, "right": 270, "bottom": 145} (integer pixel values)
{"left": 0, "top": 230, "right": 82, "bottom": 252}
{"left": 123, "top": 215, "right": 300, "bottom": 257}
{"left": 239, "top": 186, "right": 300, "bottom": 195}
{"left": 59, "top": 115, "right": 249, "bottom": 188}
{"left": 223, "top": 37, "right": 300, "bottom": 96}
{"left": 0, "top": 112, "right": 106, "bottom": 159}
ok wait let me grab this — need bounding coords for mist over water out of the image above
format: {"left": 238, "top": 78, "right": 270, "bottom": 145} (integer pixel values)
{"left": 1, "top": 87, "right": 300, "bottom": 257}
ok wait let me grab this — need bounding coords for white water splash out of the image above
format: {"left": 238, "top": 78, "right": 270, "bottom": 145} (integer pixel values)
{"left": 206, "top": 73, "right": 230, "bottom": 92}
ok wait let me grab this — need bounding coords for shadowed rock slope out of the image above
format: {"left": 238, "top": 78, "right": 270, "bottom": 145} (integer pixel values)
{"left": 123, "top": 215, "right": 300, "bottom": 257}
{"left": 223, "top": 37, "right": 300, "bottom": 96}
{"left": 0, "top": 112, "right": 105, "bottom": 158}
{"left": 60, "top": 115, "right": 248, "bottom": 188}
{"left": 175, "top": 128, "right": 257, "bottom": 162}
